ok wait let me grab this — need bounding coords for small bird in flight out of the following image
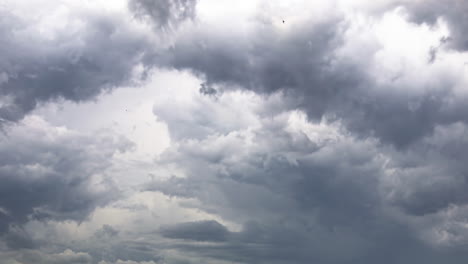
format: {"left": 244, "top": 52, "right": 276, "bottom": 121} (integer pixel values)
{"left": 282, "top": 20, "right": 285, "bottom": 23}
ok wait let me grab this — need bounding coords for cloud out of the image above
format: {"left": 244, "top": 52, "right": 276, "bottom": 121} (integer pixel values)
{"left": 382, "top": 122, "right": 468, "bottom": 216}
{"left": 146, "top": 84, "right": 468, "bottom": 263}
{"left": 152, "top": 1, "right": 468, "bottom": 148}
{"left": 157, "top": 14, "right": 350, "bottom": 103}
{"left": 160, "top": 220, "right": 229, "bottom": 242}
{"left": 0, "top": 249, "right": 92, "bottom": 264}
{"left": 129, "top": 0, "right": 197, "bottom": 30}
{"left": 198, "top": 83, "right": 217, "bottom": 96}
{"left": 3, "top": 1, "right": 468, "bottom": 264}
{"left": 150, "top": 98, "right": 377, "bottom": 262}
{"left": 401, "top": 0, "right": 468, "bottom": 51}
{"left": 3, "top": 226, "right": 36, "bottom": 250}
{"left": 93, "top": 225, "right": 119, "bottom": 239}
{"left": 99, "top": 260, "right": 158, "bottom": 264}
{"left": 0, "top": 116, "right": 132, "bottom": 240}
{"left": 0, "top": 2, "right": 153, "bottom": 125}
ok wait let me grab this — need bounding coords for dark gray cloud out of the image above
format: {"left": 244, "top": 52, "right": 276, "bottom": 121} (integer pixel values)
{"left": 3, "top": 226, "right": 36, "bottom": 250}
{"left": 152, "top": 4, "right": 468, "bottom": 148}
{"left": 0, "top": 117, "right": 132, "bottom": 241}
{"left": 158, "top": 17, "right": 352, "bottom": 102}
{"left": 0, "top": 249, "right": 93, "bottom": 264}
{"left": 198, "top": 83, "right": 217, "bottom": 96}
{"left": 401, "top": 0, "right": 468, "bottom": 51}
{"left": 73, "top": 239, "right": 162, "bottom": 264}
{"left": 94, "top": 225, "right": 120, "bottom": 240}
{"left": 61, "top": 1, "right": 468, "bottom": 262}
{"left": 100, "top": 260, "right": 158, "bottom": 264}
{"left": 129, "top": 0, "right": 197, "bottom": 29}
{"left": 3, "top": 1, "right": 468, "bottom": 263}
{"left": 148, "top": 90, "right": 468, "bottom": 263}
{"left": 382, "top": 123, "right": 468, "bottom": 216}
{"left": 0, "top": 8, "right": 151, "bottom": 124}
{"left": 160, "top": 220, "right": 229, "bottom": 242}
{"left": 338, "top": 86, "right": 455, "bottom": 148}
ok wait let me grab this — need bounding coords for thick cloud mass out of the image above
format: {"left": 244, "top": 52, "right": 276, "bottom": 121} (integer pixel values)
{"left": 0, "top": 3, "right": 155, "bottom": 125}
{"left": 0, "top": 249, "right": 92, "bottom": 264}
{"left": 160, "top": 220, "right": 229, "bottom": 242}
{"left": 3, "top": 0, "right": 468, "bottom": 264}
{"left": 0, "top": 116, "right": 131, "bottom": 239}
{"left": 129, "top": 0, "right": 197, "bottom": 29}
{"left": 402, "top": 0, "right": 468, "bottom": 51}
{"left": 154, "top": 2, "right": 468, "bottom": 148}
{"left": 149, "top": 93, "right": 468, "bottom": 263}
{"left": 158, "top": 17, "right": 355, "bottom": 120}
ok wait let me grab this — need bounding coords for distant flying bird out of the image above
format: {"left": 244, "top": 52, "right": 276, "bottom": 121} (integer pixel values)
{"left": 282, "top": 20, "right": 285, "bottom": 23}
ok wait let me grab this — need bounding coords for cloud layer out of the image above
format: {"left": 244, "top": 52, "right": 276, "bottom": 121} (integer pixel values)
{"left": 2, "top": 0, "right": 468, "bottom": 263}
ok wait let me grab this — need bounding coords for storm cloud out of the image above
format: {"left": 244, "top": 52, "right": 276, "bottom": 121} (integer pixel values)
{"left": 401, "top": 0, "right": 468, "bottom": 51}
{"left": 0, "top": 116, "right": 131, "bottom": 239}
{"left": 160, "top": 220, "right": 229, "bottom": 242}
{"left": 148, "top": 89, "right": 468, "bottom": 263}
{"left": 129, "top": 0, "right": 197, "bottom": 29}
{"left": 2, "top": 0, "right": 468, "bottom": 264}
{"left": 153, "top": 1, "right": 468, "bottom": 148}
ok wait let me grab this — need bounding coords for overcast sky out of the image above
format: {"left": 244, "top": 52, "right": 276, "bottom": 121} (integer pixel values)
{"left": 1, "top": 0, "right": 468, "bottom": 263}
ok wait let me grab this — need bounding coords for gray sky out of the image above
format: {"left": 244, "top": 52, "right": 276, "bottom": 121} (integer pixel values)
{"left": 2, "top": 0, "right": 468, "bottom": 263}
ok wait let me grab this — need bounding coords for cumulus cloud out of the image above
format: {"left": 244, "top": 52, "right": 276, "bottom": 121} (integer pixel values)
{"left": 129, "top": 0, "right": 197, "bottom": 30}
{"left": 147, "top": 83, "right": 468, "bottom": 263}
{"left": 160, "top": 220, "right": 229, "bottom": 242}
{"left": 401, "top": 0, "right": 468, "bottom": 51}
{"left": 149, "top": 109, "right": 383, "bottom": 263}
{"left": 0, "top": 249, "right": 92, "bottom": 264}
{"left": 99, "top": 260, "right": 158, "bottom": 264}
{"left": 151, "top": 0, "right": 468, "bottom": 148}
{"left": 0, "top": 13, "right": 140, "bottom": 123}
{"left": 3, "top": 0, "right": 468, "bottom": 263}
{"left": 0, "top": 1, "right": 156, "bottom": 125}
{"left": 0, "top": 116, "right": 131, "bottom": 239}
{"left": 93, "top": 225, "right": 120, "bottom": 239}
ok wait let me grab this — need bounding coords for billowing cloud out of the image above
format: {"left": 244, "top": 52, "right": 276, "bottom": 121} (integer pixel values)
{"left": 129, "top": 0, "right": 197, "bottom": 29}
{"left": 146, "top": 84, "right": 468, "bottom": 263}
{"left": 0, "top": 249, "right": 92, "bottom": 264}
{"left": 0, "top": 1, "right": 156, "bottom": 125}
{"left": 160, "top": 220, "right": 229, "bottom": 242}
{"left": 0, "top": 116, "right": 131, "bottom": 239}
{"left": 152, "top": 0, "right": 468, "bottom": 148}
{"left": 99, "top": 261, "right": 158, "bottom": 264}
{"left": 401, "top": 0, "right": 468, "bottom": 51}
{"left": 2, "top": 0, "right": 468, "bottom": 264}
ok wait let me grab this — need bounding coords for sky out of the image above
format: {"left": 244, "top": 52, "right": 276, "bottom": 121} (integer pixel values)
{"left": 1, "top": 0, "right": 468, "bottom": 263}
